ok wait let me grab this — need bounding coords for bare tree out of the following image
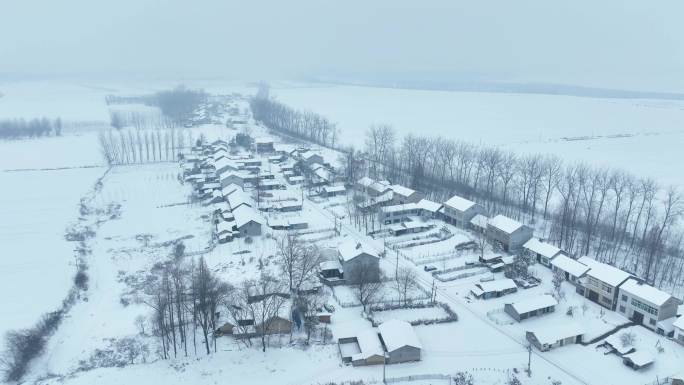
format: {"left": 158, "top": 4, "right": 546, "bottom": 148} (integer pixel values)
{"left": 393, "top": 267, "right": 419, "bottom": 306}
{"left": 354, "top": 270, "right": 383, "bottom": 312}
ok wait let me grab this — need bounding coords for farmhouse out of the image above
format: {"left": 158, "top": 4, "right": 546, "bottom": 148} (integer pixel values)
{"left": 578, "top": 256, "right": 632, "bottom": 310}
{"left": 526, "top": 324, "right": 585, "bottom": 352}
{"left": 219, "top": 171, "right": 249, "bottom": 188}
{"left": 470, "top": 279, "right": 518, "bottom": 299}
{"left": 486, "top": 215, "right": 533, "bottom": 253}
{"left": 323, "top": 185, "right": 346, "bottom": 197}
{"left": 674, "top": 316, "right": 684, "bottom": 346}
{"left": 216, "top": 221, "right": 235, "bottom": 243}
{"left": 338, "top": 240, "right": 380, "bottom": 284}
{"left": 378, "top": 320, "right": 422, "bottom": 364}
{"left": 214, "top": 157, "right": 239, "bottom": 175}
{"left": 380, "top": 203, "right": 420, "bottom": 224}
{"left": 355, "top": 176, "right": 375, "bottom": 193}
{"left": 367, "top": 180, "right": 392, "bottom": 196}
{"left": 389, "top": 185, "right": 423, "bottom": 204}
{"left": 617, "top": 278, "right": 680, "bottom": 331}
{"left": 523, "top": 238, "right": 562, "bottom": 267}
{"left": 415, "top": 199, "right": 442, "bottom": 218}
{"left": 469, "top": 214, "right": 489, "bottom": 233}
{"left": 442, "top": 195, "right": 485, "bottom": 227}
{"left": 550, "top": 254, "right": 590, "bottom": 285}
{"left": 255, "top": 316, "right": 293, "bottom": 336}
{"left": 504, "top": 295, "right": 557, "bottom": 322}
{"left": 255, "top": 138, "right": 275, "bottom": 153}
{"left": 287, "top": 175, "right": 305, "bottom": 185}
{"left": 227, "top": 190, "right": 253, "bottom": 211}
{"left": 232, "top": 205, "right": 263, "bottom": 236}
{"left": 300, "top": 151, "right": 324, "bottom": 166}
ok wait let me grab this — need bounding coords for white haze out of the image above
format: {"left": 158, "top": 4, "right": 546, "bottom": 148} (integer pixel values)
{"left": 1, "top": 0, "right": 683, "bottom": 92}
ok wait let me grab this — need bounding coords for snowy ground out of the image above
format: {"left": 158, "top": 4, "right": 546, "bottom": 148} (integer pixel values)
{"left": 273, "top": 83, "right": 684, "bottom": 187}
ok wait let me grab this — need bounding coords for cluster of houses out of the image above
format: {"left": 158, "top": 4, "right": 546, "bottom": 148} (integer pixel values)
{"left": 352, "top": 177, "right": 684, "bottom": 353}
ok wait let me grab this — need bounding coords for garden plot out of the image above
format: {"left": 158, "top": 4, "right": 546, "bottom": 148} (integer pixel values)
{"left": 433, "top": 266, "right": 490, "bottom": 282}
{"left": 399, "top": 226, "right": 473, "bottom": 262}
{"left": 331, "top": 282, "right": 431, "bottom": 307}
{"left": 370, "top": 305, "right": 451, "bottom": 325}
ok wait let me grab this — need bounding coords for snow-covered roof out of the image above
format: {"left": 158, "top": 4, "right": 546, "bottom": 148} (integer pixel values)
{"left": 605, "top": 334, "right": 635, "bottom": 355}
{"left": 314, "top": 168, "right": 330, "bottom": 181}
{"left": 388, "top": 221, "right": 431, "bottom": 232}
{"left": 622, "top": 351, "right": 654, "bottom": 367}
{"left": 214, "top": 157, "right": 239, "bottom": 172}
{"left": 378, "top": 319, "right": 422, "bottom": 351}
{"left": 470, "top": 214, "right": 489, "bottom": 229}
{"left": 656, "top": 317, "right": 677, "bottom": 334}
{"left": 357, "top": 176, "right": 375, "bottom": 187}
{"left": 338, "top": 239, "right": 378, "bottom": 262}
{"left": 444, "top": 195, "right": 476, "bottom": 212}
{"left": 672, "top": 315, "right": 684, "bottom": 330}
{"left": 323, "top": 185, "right": 346, "bottom": 193}
{"left": 528, "top": 323, "right": 585, "bottom": 345}
{"left": 310, "top": 162, "right": 325, "bottom": 171}
{"left": 620, "top": 278, "right": 674, "bottom": 306}
{"left": 288, "top": 176, "right": 305, "bottom": 182}
{"left": 381, "top": 203, "right": 419, "bottom": 214}
{"left": 216, "top": 221, "right": 235, "bottom": 234}
{"left": 551, "top": 254, "right": 590, "bottom": 278}
{"left": 416, "top": 199, "right": 442, "bottom": 213}
{"left": 227, "top": 190, "right": 252, "bottom": 211}
{"left": 488, "top": 215, "right": 524, "bottom": 234}
{"left": 319, "top": 260, "right": 342, "bottom": 271}
{"left": 368, "top": 181, "right": 391, "bottom": 194}
{"left": 255, "top": 137, "right": 274, "bottom": 144}
{"left": 508, "top": 295, "right": 557, "bottom": 314}
{"left": 475, "top": 279, "right": 517, "bottom": 293}
{"left": 300, "top": 150, "right": 322, "bottom": 161}
{"left": 353, "top": 328, "right": 384, "bottom": 360}
{"left": 578, "top": 257, "right": 632, "bottom": 287}
{"left": 523, "top": 238, "right": 561, "bottom": 259}
{"left": 232, "top": 205, "right": 263, "bottom": 228}
{"left": 390, "top": 184, "right": 416, "bottom": 198}
{"left": 221, "top": 184, "right": 241, "bottom": 197}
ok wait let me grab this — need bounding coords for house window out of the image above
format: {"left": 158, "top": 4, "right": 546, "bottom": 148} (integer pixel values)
{"left": 621, "top": 295, "right": 628, "bottom": 302}
{"left": 679, "top": 334, "right": 684, "bottom": 342}
{"left": 630, "top": 298, "right": 658, "bottom": 316}
{"left": 619, "top": 306, "right": 626, "bottom": 313}
{"left": 601, "top": 283, "right": 612, "bottom": 293}
{"left": 649, "top": 318, "right": 656, "bottom": 326}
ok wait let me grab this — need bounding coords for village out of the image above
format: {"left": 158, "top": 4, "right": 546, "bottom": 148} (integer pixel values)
{"left": 170, "top": 99, "right": 684, "bottom": 385}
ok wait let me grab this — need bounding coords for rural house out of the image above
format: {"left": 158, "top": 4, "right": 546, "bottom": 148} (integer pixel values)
{"left": 674, "top": 316, "right": 684, "bottom": 346}
{"left": 470, "top": 279, "right": 518, "bottom": 299}
{"left": 232, "top": 205, "right": 263, "bottom": 237}
{"left": 523, "top": 238, "right": 562, "bottom": 267}
{"left": 617, "top": 278, "right": 680, "bottom": 331}
{"left": 389, "top": 185, "right": 423, "bottom": 204}
{"left": 526, "top": 324, "right": 585, "bottom": 352}
{"left": 442, "top": 195, "right": 485, "bottom": 227}
{"left": 338, "top": 240, "right": 380, "bottom": 284}
{"left": 486, "top": 215, "right": 533, "bottom": 253}
{"left": 550, "top": 254, "right": 590, "bottom": 286}
{"left": 378, "top": 320, "right": 422, "bottom": 364}
{"left": 577, "top": 257, "right": 631, "bottom": 310}
{"left": 505, "top": 295, "right": 557, "bottom": 322}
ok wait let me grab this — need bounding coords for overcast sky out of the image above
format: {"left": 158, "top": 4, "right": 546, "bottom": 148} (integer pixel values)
{"left": 1, "top": 0, "right": 683, "bottom": 91}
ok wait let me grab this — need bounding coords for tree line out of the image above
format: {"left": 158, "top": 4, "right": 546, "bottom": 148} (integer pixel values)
{"left": 250, "top": 93, "right": 339, "bottom": 149}
{"left": 98, "top": 128, "right": 191, "bottom": 165}
{"left": 0, "top": 117, "right": 62, "bottom": 139}
{"left": 337, "top": 124, "right": 684, "bottom": 291}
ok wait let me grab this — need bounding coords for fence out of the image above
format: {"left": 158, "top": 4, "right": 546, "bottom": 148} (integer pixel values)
{"left": 433, "top": 267, "right": 489, "bottom": 282}
{"left": 385, "top": 373, "right": 451, "bottom": 384}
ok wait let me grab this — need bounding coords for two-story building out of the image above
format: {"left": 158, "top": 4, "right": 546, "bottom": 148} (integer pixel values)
{"left": 616, "top": 278, "right": 680, "bottom": 331}
{"left": 674, "top": 316, "right": 684, "bottom": 346}
{"left": 442, "top": 195, "right": 485, "bottom": 227}
{"left": 338, "top": 240, "right": 380, "bottom": 284}
{"left": 486, "top": 215, "right": 533, "bottom": 253}
{"left": 578, "top": 257, "right": 631, "bottom": 310}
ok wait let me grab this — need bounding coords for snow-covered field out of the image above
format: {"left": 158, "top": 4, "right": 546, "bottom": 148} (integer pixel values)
{"left": 273, "top": 84, "right": 684, "bottom": 187}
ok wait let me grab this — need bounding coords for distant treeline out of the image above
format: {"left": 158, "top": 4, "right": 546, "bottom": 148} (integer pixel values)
{"left": 106, "top": 86, "right": 207, "bottom": 124}
{"left": 250, "top": 86, "right": 338, "bottom": 148}
{"left": 0, "top": 117, "right": 62, "bottom": 139}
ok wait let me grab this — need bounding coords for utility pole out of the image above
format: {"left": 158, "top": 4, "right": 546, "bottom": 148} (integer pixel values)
{"left": 527, "top": 344, "right": 532, "bottom": 377}
{"left": 382, "top": 353, "right": 387, "bottom": 384}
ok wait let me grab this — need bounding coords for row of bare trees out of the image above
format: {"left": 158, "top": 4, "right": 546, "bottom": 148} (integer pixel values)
{"left": 250, "top": 96, "right": 338, "bottom": 149}
{"left": 98, "top": 128, "right": 191, "bottom": 165}
{"left": 0, "top": 117, "right": 62, "bottom": 139}
{"left": 334, "top": 124, "right": 684, "bottom": 291}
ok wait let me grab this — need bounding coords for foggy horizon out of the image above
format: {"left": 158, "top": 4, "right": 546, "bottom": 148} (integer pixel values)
{"left": 2, "top": 0, "right": 684, "bottom": 92}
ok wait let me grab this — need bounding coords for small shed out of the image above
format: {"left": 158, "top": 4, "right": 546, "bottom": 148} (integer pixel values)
{"left": 523, "top": 238, "right": 562, "bottom": 267}
{"left": 551, "top": 254, "right": 590, "bottom": 285}
{"left": 622, "top": 351, "right": 655, "bottom": 370}
{"left": 505, "top": 295, "right": 557, "bottom": 322}
{"left": 323, "top": 185, "right": 346, "bottom": 197}
{"left": 526, "top": 323, "right": 585, "bottom": 351}
{"left": 470, "top": 279, "right": 518, "bottom": 299}
{"left": 378, "top": 319, "right": 422, "bottom": 364}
